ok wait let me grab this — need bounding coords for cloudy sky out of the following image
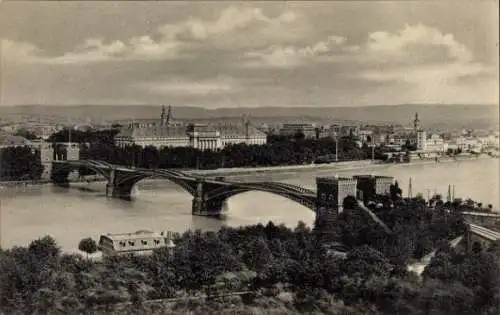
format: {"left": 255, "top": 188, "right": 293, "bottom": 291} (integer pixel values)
{"left": 1, "top": 1, "right": 498, "bottom": 108}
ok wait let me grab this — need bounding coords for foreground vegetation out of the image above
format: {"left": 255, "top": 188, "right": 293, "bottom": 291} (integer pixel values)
{"left": 1, "top": 196, "right": 498, "bottom": 315}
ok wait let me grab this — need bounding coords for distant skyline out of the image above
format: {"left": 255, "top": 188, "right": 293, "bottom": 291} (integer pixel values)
{"left": 1, "top": 1, "right": 498, "bottom": 108}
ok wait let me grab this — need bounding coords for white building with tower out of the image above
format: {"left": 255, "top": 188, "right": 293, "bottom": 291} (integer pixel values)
{"left": 114, "top": 105, "right": 267, "bottom": 150}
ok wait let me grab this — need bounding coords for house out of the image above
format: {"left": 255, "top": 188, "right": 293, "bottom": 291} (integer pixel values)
{"left": 98, "top": 230, "right": 178, "bottom": 256}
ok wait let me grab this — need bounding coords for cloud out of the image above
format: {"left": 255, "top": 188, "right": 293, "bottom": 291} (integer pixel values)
{"left": 157, "top": 6, "right": 296, "bottom": 41}
{"left": 359, "top": 63, "right": 493, "bottom": 83}
{"left": 355, "top": 24, "right": 496, "bottom": 85}
{"left": 2, "top": 5, "right": 299, "bottom": 65}
{"left": 2, "top": 36, "right": 186, "bottom": 65}
{"left": 243, "top": 35, "right": 348, "bottom": 67}
{"left": 365, "top": 23, "right": 473, "bottom": 64}
{"left": 135, "top": 76, "right": 239, "bottom": 96}
{"left": 2, "top": 3, "right": 497, "bottom": 107}
{"left": 1, "top": 39, "right": 41, "bottom": 63}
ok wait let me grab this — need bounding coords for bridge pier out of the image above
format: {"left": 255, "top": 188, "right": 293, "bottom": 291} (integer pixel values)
{"left": 51, "top": 171, "right": 71, "bottom": 187}
{"left": 191, "top": 179, "right": 224, "bottom": 216}
{"left": 104, "top": 168, "right": 135, "bottom": 200}
{"left": 105, "top": 183, "right": 133, "bottom": 200}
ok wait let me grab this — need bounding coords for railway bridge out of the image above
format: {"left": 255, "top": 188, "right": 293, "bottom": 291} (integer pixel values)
{"left": 51, "top": 160, "right": 317, "bottom": 216}
{"left": 51, "top": 160, "right": 392, "bottom": 233}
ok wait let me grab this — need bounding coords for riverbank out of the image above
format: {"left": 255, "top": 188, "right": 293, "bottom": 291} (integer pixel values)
{"left": 186, "top": 154, "right": 494, "bottom": 177}
{"left": 1, "top": 154, "right": 495, "bottom": 188}
{"left": 0, "top": 177, "right": 106, "bottom": 188}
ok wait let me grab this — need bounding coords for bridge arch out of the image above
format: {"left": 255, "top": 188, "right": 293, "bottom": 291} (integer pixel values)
{"left": 112, "top": 169, "right": 198, "bottom": 198}
{"left": 51, "top": 160, "right": 112, "bottom": 183}
{"left": 205, "top": 182, "right": 317, "bottom": 211}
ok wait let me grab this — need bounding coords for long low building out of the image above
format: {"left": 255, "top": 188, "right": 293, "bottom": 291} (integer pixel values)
{"left": 114, "top": 106, "right": 267, "bottom": 150}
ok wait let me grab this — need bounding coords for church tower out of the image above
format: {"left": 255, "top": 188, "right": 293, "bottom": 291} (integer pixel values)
{"left": 166, "top": 105, "right": 172, "bottom": 126}
{"left": 242, "top": 114, "right": 250, "bottom": 139}
{"left": 160, "top": 105, "right": 166, "bottom": 126}
{"left": 413, "top": 113, "right": 421, "bottom": 131}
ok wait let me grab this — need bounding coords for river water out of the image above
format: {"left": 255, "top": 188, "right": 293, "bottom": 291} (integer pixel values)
{"left": 0, "top": 158, "right": 498, "bottom": 253}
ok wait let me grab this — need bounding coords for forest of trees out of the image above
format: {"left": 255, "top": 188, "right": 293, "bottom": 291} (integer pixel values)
{"left": 1, "top": 197, "right": 497, "bottom": 315}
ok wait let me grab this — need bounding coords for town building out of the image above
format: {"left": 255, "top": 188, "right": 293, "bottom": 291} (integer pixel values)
{"left": 279, "top": 123, "right": 317, "bottom": 139}
{"left": 424, "top": 133, "right": 445, "bottom": 152}
{"left": 217, "top": 122, "right": 268, "bottom": 147}
{"left": 114, "top": 106, "right": 267, "bottom": 150}
{"left": 412, "top": 112, "right": 445, "bottom": 153}
{"left": 389, "top": 130, "right": 418, "bottom": 147}
{"left": 98, "top": 230, "right": 178, "bottom": 256}
{"left": 358, "top": 130, "right": 374, "bottom": 143}
{"left": 416, "top": 129, "right": 427, "bottom": 151}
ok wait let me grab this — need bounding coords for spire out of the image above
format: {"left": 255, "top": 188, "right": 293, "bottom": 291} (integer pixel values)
{"left": 243, "top": 114, "right": 250, "bottom": 139}
{"left": 166, "top": 105, "right": 172, "bottom": 125}
{"left": 160, "top": 105, "right": 166, "bottom": 126}
{"left": 413, "top": 112, "right": 421, "bottom": 131}
{"left": 408, "top": 177, "right": 413, "bottom": 198}
{"left": 447, "top": 184, "right": 452, "bottom": 202}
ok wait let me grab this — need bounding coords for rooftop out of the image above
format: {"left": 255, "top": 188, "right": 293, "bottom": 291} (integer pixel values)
{"left": 353, "top": 175, "right": 394, "bottom": 180}
{"left": 104, "top": 230, "right": 170, "bottom": 241}
{"left": 116, "top": 125, "right": 188, "bottom": 139}
{"left": 317, "top": 176, "right": 356, "bottom": 182}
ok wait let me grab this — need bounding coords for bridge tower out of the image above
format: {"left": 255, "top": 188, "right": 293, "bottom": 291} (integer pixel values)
{"left": 315, "top": 176, "right": 357, "bottom": 242}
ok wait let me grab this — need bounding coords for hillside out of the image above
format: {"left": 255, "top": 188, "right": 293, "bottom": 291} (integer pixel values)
{"left": 0, "top": 104, "right": 498, "bottom": 130}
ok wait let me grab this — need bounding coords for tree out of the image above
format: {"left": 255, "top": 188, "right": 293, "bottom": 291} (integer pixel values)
{"left": 29, "top": 235, "right": 60, "bottom": 261}
{"left": 293, "top": 130, "right": 306, "bottom": 141}
{"left": 78, "top": 238, "right": 98, "bottom": 258}
{"left": 390, "top": 181, "right": 403, "bottom": 201}
{"left": 342, "top": 245, "right": 392, "bottom": 279}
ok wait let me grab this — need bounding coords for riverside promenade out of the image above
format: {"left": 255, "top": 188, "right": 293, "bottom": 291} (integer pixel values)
{"left": 185, "top": 154, "right": 493, "bottom": 177}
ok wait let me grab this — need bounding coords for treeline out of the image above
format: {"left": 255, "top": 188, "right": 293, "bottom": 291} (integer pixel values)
{"left": 1, "top": 200, "right": 492, "bottom": 315}
{"left": 0, "top": 146, "right": 44, "bottom": 181}
{"left": 0, "top": 128, "right": 385, "bottom": 180}
{"left": 78, "top": 135, "right": 376, "bottom": 170}
{"left": 47, "top": 128, "right": 120, "bottom": 146}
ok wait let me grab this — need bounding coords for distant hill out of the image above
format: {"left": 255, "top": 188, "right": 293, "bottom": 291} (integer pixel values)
{"left": 0, "top": 104, "right": 498, "bottom": 130}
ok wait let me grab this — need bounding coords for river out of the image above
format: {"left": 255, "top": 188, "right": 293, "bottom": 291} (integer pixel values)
{"left": 0, "top": 158, "right": 498, "bottom": 253}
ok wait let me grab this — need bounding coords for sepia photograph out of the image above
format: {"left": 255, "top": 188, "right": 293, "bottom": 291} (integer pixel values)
{"left": 0, "top": 1, "right": 499, "bottom": 314}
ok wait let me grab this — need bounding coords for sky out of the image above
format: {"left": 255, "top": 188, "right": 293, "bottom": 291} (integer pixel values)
{"left": 1, "top": 1, "right": 498, "bottom": 108}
